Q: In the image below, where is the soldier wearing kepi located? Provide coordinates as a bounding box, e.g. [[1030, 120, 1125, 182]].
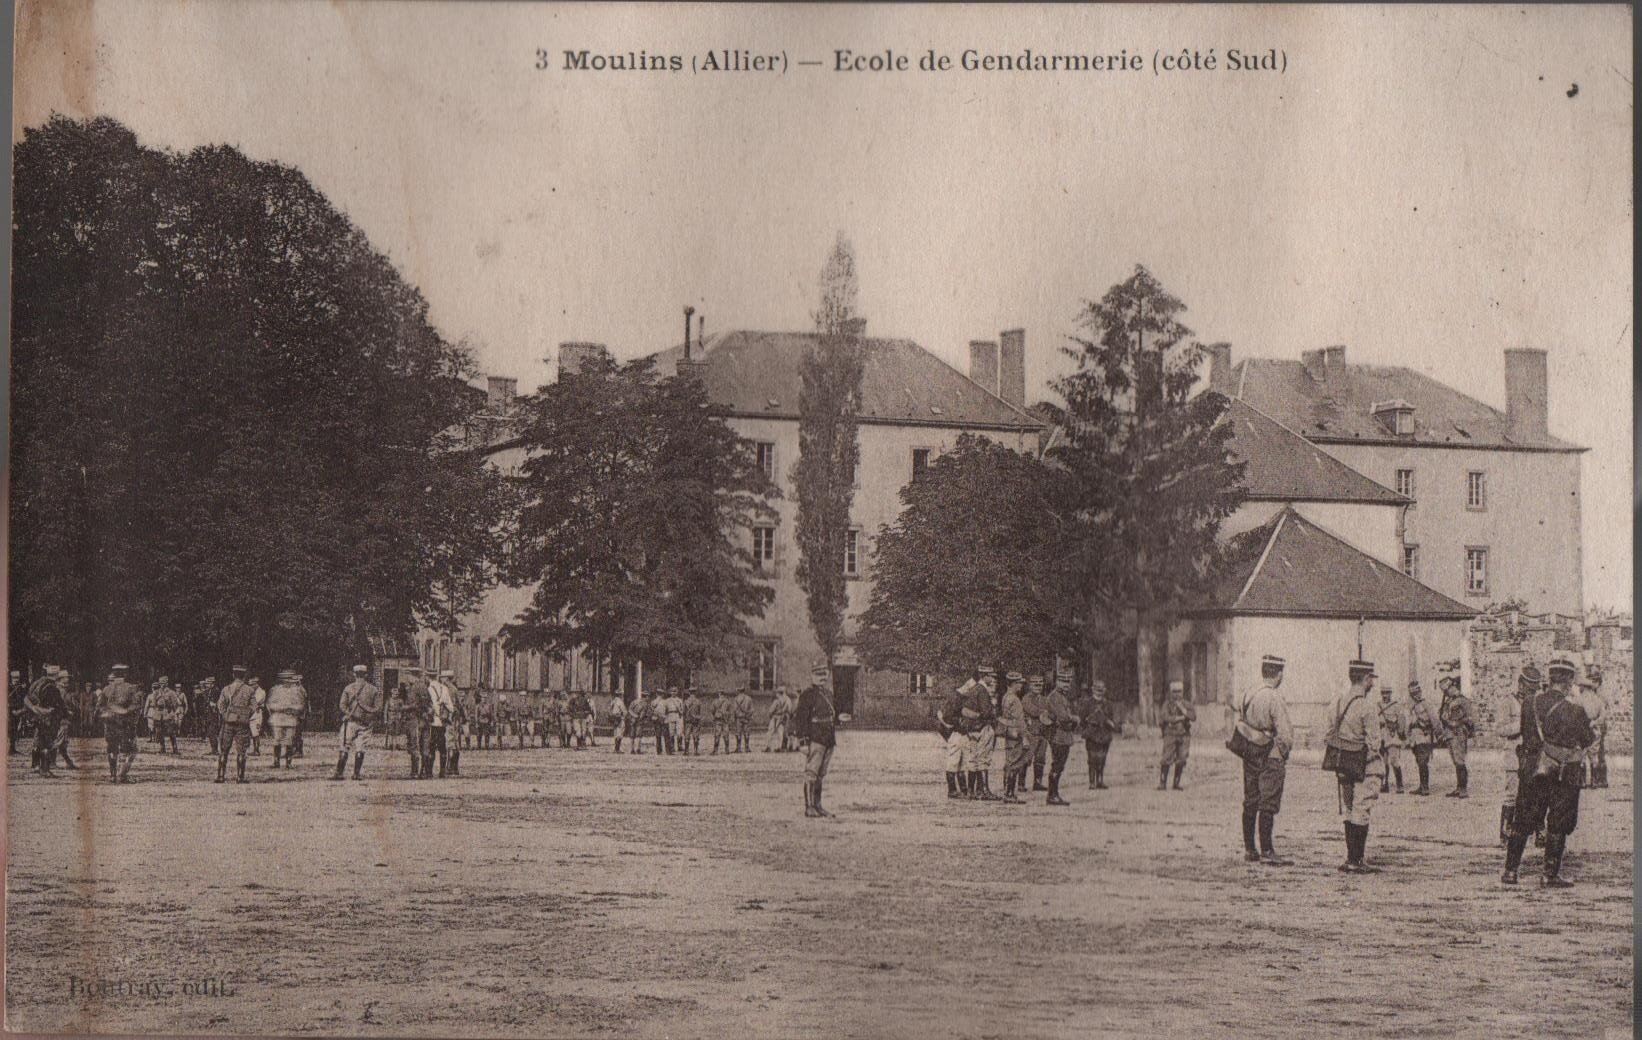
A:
[[734, 686, 755, 753], [1230, 654, 1295, 865], [265, 670, 308, 770], [93, 664, 143, 783], [793, 665, 839, 818], [936, 681, 969, 798], [1377, 683, 1409, 794], [24, 667, 69, 777], [1158, 680, 1196, 791], [1076, 680, 1120, 790], [1437, 674, 1474, 798], [997, 671, 1027, 804], [1326, 660, 1385, 874], [151, 678, 186, 755], [1501, 657, 1596, 887], [1021, 675, 1049, 792], [1041, 671, 1080, 806], [1496, 665, 1539, 845], [1405, 680, 1438, 795], [333, 665, 382, 781], [214, 666, 259, 783], [962, 666, 1000, 800]]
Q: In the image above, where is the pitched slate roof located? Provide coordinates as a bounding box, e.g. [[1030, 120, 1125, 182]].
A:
[[1196, 507, 1476, 619], [1222, 398, 1406, 504], [649, 331, 1041, 430], [1232, 358, 1583, 452]]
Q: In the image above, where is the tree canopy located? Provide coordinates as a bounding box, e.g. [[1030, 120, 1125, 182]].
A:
[[10, 115, 504, 682], [499, 353, 777, 680]]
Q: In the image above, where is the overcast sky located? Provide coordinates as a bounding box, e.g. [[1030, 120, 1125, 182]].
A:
[[15, 2, 1633, 608]]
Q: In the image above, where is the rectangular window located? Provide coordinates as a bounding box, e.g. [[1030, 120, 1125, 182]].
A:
[[1466, 471, 1487, 510], [1465, 547, 1489, 596], [752, 525, 776, 566], [844, 528, 860, 576], [909, 673, 932, 695], [1395, 468, 1415, 501], [755, 441, 776, 481], [911, 448, 931, 480], [748, 641, 777, 691], [1402, 544, 1419, 579]]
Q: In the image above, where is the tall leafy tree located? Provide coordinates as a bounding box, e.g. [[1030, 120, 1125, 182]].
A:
[[499, 353, 777, 681], [794, 233, 866, 663], [10, 115, 504, 686], [858, 434, 1071, 679], [1050, 265, 1243, 716]]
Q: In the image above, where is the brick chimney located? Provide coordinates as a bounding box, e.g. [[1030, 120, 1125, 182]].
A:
[[969, 340, 1000, 396], [1504, 348, 1548, 443], [678, 307, 709, 382], [486, 376, 517, 412], [558, 342, 609, 378], [1205, 342, 1233, 394], [1301, 345, 1347, 382], [999, 329, 1025, 408]]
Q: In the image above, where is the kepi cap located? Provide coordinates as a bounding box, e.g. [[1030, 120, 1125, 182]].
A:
[[1260, 654, 1286, 669], [1547, 657, 1577, 679], [1348, 659, 1376, 678]]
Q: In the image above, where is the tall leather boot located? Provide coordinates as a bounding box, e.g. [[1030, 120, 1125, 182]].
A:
[[409, 754, 420, 779], [980, 772, 1000, 801], [1456, 764, 1469, 797], [1032, 762, 1046, 792], [1172, 763, 1185, 790], [353, 752, 365, 780], [1158, 764, 1169, 791], [803, 781, 818, 818], [59, 744, 76, 769], [1001, 772, 1022, 804], [946, 772, 960, 798], [813, 778, 831, 817], [956, 771, 970, 796], [1541, 834, 1574, 888], [449, 748, 461, 776], [330, 752, 347, 780], [1241, 810, 1259, 861], [1046, 774, 1068, 806], [1094, 764, 1105, 789], [1414, 761, 1430, 794], [1393, 766, 1404, 793], [272, 746, 282, 769], [1501, 832, 1528, 884], [1258, 813, 1291, 866], [1499, 804, 1513, 846], [1338, 823, 1356, 872], [109, 753, 120, 782], [120, 753, 135, 782], [215, 756, 227, 783]]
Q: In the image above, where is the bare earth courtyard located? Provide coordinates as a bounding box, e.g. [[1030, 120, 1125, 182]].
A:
[[4, 730, 1631, 1039]]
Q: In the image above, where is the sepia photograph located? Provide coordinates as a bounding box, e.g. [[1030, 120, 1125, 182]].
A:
[[4, 2, 1634, 1037]]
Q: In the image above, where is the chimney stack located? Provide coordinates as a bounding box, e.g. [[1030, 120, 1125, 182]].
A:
[[558, 341, 609, 378], [1205, 343, 1233, 394], [684, 306, 695, 360], [1504, 348, 1548, 443], [1301, 345, 1347, 382], [998, 329, 1026, 408], [969, 340, 1000, 396], [486, 376, 518, 412]]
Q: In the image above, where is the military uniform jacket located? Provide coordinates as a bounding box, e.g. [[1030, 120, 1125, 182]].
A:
[[936, 690, 965, 735], [97, 678, 143, 720], [496, 696, 516, 720], [766, 692, 788, 722], [1076, 697, 1119, 742], [791, 685, 837, 748], [998, 691, 1026, 741], [340, 679, 384, 726], [151, 688, 187, 722], [1232, 684, 1293, 759], [216, 680, 258, 724], [606, 696, 626, 723], [960, 686, 997, 732], [1519, 690, 1595, 771], [25, 677, 66, 723], [570, 694, 593, 719], [734, 693, 754, 721], [712, 696, 733, 722], [1160, 698, 1197, 737], [683, 696, 704, 723], [662, 696, 683, 720], [1378, 701, 1410, 747], [1439, 693, 1474, 740], [1407, 700, 1439, 745], [265, 682, 307, 719], [1020, 691, 1047, 739], [1044, 689, 1080, 746], [1327, 688, 1383, 754]]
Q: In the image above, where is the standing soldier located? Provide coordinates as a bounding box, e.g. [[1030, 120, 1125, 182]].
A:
[[1437, 674, 1474, 798], [1230, 654, 1294, 865], [658, 687, 680, 754], [1497, 665, 1539, 845], [1326, 660, 1384, 874], [997, 671, 1027, 804], [1158, 680, 1197, 791], [333, 665, 382, 781], [429, 670, 458, 777], [9, 669, 27, 756], [961, 667, 1000, 800], [1377, 684, 1409, 794], [246, 673, 268, 757], [1405, 681, 1438, 795], [197, 677, 220, 757], [607, 690, 627, 753], [1041, 670, 1080, 807], [734, 687, 755, 753], [793, 665, 839, 818], [151, 679, 186, 755], [1574, 670, 1608, 789], [1076, 680, 1120, 790], [496, 691, 517, 749], [214, 666, 258, 784], [682, 686, 705, 755], [628, 689, 651, 755], [52, 669, 81, 770], [265, 670, 307, 770], [936, 680, 969, 798], [144, 678, 164, 749], [476, 688, 496, 750], [712, 689, 734, 754], [404, 671, 435, 778], [386, 679, 416, 773], [95, 664, 143, 784], [1021, 675, 1049, 792], [1501, 657, 1596, 887], [763, 686, 789, 753], [570, 689, 594, 749], [24, 667, 69, 777]]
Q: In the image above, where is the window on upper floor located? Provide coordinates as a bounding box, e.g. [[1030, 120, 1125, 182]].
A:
[[754, 441, 776, 482], [911, 448, 931, 481], [1465, 547, 1489, 596], [748, 641, 777, 692], [1402, 544, 1419, 579], [752, 525, 776, 567], [909, 673, 932, 696], [844, 528, 861, 577], [1395, 468, 1416, 501], [1466, 471, 1487, 511]]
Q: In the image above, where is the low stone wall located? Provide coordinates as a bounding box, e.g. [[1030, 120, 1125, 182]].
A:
[[1465, 629, 1632, 754]]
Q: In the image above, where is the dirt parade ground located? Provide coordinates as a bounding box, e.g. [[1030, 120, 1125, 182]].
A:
[[4, 730, 1632, 1039]]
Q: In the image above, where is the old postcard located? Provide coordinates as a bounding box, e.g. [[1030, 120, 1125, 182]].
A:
[[6, 2, 1633, 1037]]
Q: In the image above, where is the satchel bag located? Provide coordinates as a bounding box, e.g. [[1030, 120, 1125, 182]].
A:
[[1529, 695, 1585, 777], [1225, 697, 1271, 762], [1322, 693, 1368, 783]]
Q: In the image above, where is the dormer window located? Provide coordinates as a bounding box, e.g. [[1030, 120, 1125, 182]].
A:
[[1371, 399, 1415, 437]]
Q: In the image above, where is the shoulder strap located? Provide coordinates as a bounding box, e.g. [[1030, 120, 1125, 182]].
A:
[[1334, 693, 1366, 730]]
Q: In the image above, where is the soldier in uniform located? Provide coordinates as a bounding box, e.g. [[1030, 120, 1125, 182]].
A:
[[793, 665, 839, 818], [214, 666, 258, 784], [682, 686, 704, 755], [266, 670, 307, 770], [763, 686, 789, 753], [247, 673, 269, 756], [144, 678, 164, 748], [1158, 680, 1197, 791], [52, 669, 81, 769], [196, 677, 220, 756], [1230, 654, 1294, 865], [476, 688, 496, 749], [1574, 670, 1608, 789], [570, 689, 594, 749], [333, 665, 383, 781], [1496, 665, 1539, 845], [711, 689, 734, 754], [496, 691, 517, 748], [23, 667, 69, 776], [94, 664, 143, 783], [1328, 660, 1385, 874], [961, 668, 1000, 801], [1021, 675, 1048, 792], [1377, 683, 1409, 794], [9, 669, 28, 755], [1405, 680, 1438, 795], [936, 680, 969, 798], [997, 671, 1028, 804], [151, 679, 186, 755], [1501, 657, 1596, 887], [1041, 671, 1080, 806], [1076, 680, 1120, 789], [1437, 674, 1474, 798], [734, 687, 755, 753], [627, 690, 651, 755], [406, 670, 436, 778], [430, 670, 460, 777], [607, 691, 627, 753]]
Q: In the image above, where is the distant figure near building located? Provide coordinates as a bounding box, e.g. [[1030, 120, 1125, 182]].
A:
[[334, 665, 382, 781], [1158, 680, 1196, 791], [734, 688, 754, 753], [1377, 684, 1408, 794], [1496, 665, 1539, 845], [997, 671, 1027, 804], [1076, 680, 1119, 790], [1041, 671, 1079, 807], [793, 665, 838, 819], [1406, 681, 1438, 795], [1437, 675, 1474, 798]]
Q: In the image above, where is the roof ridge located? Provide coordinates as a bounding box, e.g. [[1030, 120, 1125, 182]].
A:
[[1279, 509, 1474, 615], [1234, 509, 1289, 610]]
